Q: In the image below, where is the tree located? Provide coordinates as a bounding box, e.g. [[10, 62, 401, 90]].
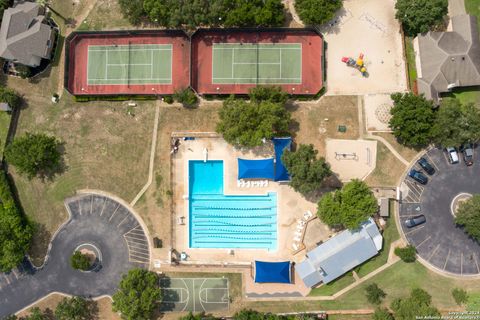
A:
[[372, 308, 394, 320], [21, 307, 47, 320], [249, 86, 288, 105], [5, 132, 62, 179], [70, 251, 91, 271], [173, 88, 198, 108], [55, 296, 96, 320], [112, 269, 161, 320], [0, 86, 21, 110], [294, 0, 343, 25], [281, 144, 331, 195], [365, 283, 386, 305], [224, 0, 285, 27], [394, 245, 416, 262], [455, 195, 480, 241], [118, 0, 145, 25], [432, 99, 480, 147], [452, 288, 468, 306], [389, 92, 435, 147], [317, 179, 377, 230], [0, 169, 33, 272], [217, 98, 291, 147], [391, 288, 440, 319], [395, 0, 448, 36]]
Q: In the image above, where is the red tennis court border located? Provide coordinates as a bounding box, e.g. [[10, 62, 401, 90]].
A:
[[65, 30, 190, 96], [191, 28, 324, 95]]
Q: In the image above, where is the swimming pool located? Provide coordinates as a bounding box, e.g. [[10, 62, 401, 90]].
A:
[[189, 160, 277, 250]]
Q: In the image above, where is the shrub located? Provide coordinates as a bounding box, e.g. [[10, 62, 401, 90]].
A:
[[294, 0, 343, 25], [15, 64, 31, 79], [452, 288, 468, 305], [163, 95, 174, 104], [173, 88, 198, 107], [372, 308, 394, 320], [365, 283, 386, 304], [394, 245, 417, 262], [248, 86, 288, 104], [455, 194, 480, 241], [70, 251, 91, 271], [55, 296, 96, 320]]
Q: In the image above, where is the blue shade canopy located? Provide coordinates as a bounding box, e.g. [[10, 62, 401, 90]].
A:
[[254, 261, 292, 283], [238, 158, 275, 180], [273, 137, 292, 181]]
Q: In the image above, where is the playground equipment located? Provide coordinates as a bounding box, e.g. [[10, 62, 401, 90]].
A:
[[341, 53, 368, 77], [335, 152, 358, 160]]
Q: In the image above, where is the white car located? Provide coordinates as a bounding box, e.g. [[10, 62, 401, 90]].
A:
[[446, 147, 459, 164]]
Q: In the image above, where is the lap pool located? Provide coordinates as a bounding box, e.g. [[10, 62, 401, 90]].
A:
[[189, 160, 277, 250]]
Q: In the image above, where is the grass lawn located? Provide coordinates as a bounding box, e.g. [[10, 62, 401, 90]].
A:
[[465, 0, 480, 33], [442, 87, 480, 107], [0, 111, 11, 155], [309, 272, 356, 296], [468, 292, 480, 311], [404, 37, 417, 91], [364, 142, 406, 187], [374, 132, 419, 162], [354, 214, 400, 277]]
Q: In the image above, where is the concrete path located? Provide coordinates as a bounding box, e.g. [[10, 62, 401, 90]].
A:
[[131, 103, 160, 207], [448, 0, 466, 17]]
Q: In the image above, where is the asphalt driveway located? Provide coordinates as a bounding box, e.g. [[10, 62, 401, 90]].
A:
[[400, 147, 480, 275], [0, 193, 150, 317]]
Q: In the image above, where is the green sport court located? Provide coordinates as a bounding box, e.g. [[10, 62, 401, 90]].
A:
[[86, 44, 172, 85], [159, 278, 229, 312], [212, 43, 302, 84]]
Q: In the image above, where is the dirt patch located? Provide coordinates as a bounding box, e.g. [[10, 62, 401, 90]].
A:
[[77, 0, 136, 31], [364, 141, 406, 186], [374, 132, 420, 162], [289, 95, 359, 157]]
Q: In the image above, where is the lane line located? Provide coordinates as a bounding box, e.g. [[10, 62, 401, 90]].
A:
[[428, 244, 440, 261], [443, 249, 450, 270]]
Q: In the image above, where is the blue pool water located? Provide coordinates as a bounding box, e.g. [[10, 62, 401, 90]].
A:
[[189, 160, 277, 250]]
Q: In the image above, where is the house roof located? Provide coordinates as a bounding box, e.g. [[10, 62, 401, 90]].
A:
[[296, 218, 382, 287], [416, 15, 480, 103], [0, 1, 53, 66]]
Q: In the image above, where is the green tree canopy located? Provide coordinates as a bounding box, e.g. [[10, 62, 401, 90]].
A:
[[142, 0, 284, 28], [365, 283, 386, 305], [0, 169, 33, 272], [455, 194, 480, 241], [452, 288, 469, 306], [317, 179, 377, 230], [118, 0, 145, 25], [5, 132, 62, 179], [281, 144, 331, 195], [20, 308, 46, 320], [389, 92, 435, 147], [0, 86, 21, 110], [294, 0, 342, 25], [372, 308, 394, 320], [249, 86, 289, 105], [55, 296, 96, 320], [395, 0, 448, 36], [394, 245, 417, 263], [391, 288, 440, 319], [432, 98, 480, 147], [217, 97, 291, 148], [70, 251, 91, 271], [112, 269, 161, 320], [173, 88, 198, 108]]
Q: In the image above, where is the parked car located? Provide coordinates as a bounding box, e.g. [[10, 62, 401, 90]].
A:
[[405, 215, 426, 228], [460, 144, 474, 166], [417, 157, 435, 175], [446, 147, 459, 164], [408, 169, 428, 185]]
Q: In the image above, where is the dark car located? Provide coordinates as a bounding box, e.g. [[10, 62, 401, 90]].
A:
[[408, 169, 428, 185], [417, 157, 435, 175], [460, 144, 474, 166], [405, 215, 426, 228]]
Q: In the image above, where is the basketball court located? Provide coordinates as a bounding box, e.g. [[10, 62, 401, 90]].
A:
[[159, 278, 229, 313], [212, 43, 302, 84], [87, 44, 172, 85]]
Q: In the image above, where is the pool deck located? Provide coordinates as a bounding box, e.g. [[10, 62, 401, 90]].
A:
[[171, 136, 331, 265]]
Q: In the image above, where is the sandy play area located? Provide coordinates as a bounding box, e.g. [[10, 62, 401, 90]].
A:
[[364, 94, 394, 132], [326, 139, 377, 181], [320, 0, 408, 95]]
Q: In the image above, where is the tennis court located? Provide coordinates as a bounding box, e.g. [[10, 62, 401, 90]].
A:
[[159, 278, 229, 312], [212, 43, 302, 84], [87, 44, 172, 85]]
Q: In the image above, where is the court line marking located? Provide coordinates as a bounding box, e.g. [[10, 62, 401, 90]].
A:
[[199, 288, 229, 303], [212, 77, 301, 80], [197, 279, 207, 312]]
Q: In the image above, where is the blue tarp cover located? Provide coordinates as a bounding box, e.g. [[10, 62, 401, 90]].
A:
[[238, 158, 275, 180], [273, 137, 292, 181], [254, 261, 292, 283]]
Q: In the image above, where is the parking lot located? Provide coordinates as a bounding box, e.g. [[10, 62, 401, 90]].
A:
[[400, 147, 480, 275]]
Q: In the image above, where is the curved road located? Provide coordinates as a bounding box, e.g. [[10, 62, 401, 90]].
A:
[[0, 193, 150, 317]]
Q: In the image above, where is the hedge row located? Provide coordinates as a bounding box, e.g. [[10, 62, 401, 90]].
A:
[[74, 95, 159, 102]]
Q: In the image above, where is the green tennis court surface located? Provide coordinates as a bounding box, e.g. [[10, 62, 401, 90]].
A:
[[212, 43, 302, 84], [87, 44, 172, 85], [159, 278, 229, 312]]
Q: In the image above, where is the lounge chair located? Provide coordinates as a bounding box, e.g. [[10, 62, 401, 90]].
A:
[[293, 235, 302, 242], [304, 210, 313, 220], [292, 243, 299, 251]]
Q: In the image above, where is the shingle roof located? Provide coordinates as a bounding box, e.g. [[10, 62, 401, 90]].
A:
[[416, 15, 480, 103], [296, 218, 382, 287], [0, 1, 54, 66]]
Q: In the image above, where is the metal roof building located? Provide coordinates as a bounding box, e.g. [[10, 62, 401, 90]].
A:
[[296, 218, 383, 287]]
